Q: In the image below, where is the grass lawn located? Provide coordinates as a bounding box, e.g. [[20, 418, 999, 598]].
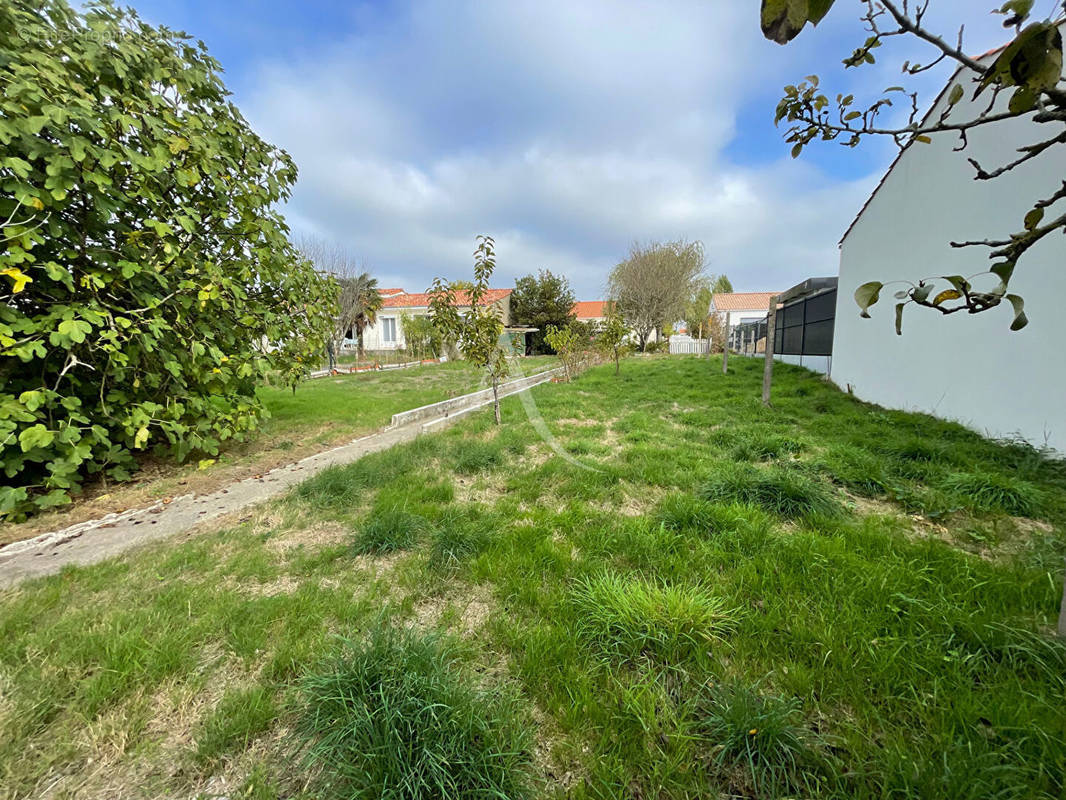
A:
[[0, 357, 556, 545], [1, 356, 1064, 799]]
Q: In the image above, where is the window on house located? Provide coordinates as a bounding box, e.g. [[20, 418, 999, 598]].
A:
[[382, 318, 397, 343]]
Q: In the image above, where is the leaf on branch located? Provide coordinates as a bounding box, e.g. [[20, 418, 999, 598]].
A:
[[947, 84, 965, 107], [807, 0, 835, 25], [894, 303, 905, 336], [1024, 207, 1045, 230], [1009, 86, 1039, 113], [990, 262, 1016, 285], [761, 0, 810, 45], [1, 267, 33, 294], [942, 275, 971, 295], [993, 0, 1036, 27], [854, 281, 883, 318], [1005, 293, 1028, 331], [912, 284, 933, 303], [980, 23, 1064, 96], [933, 289, 962, 306]]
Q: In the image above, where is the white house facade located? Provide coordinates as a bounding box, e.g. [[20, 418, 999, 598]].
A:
[[830, 43, 1066, 452], [355, 288, 514, 352]]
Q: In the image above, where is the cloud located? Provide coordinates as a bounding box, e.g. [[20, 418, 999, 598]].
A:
[[240, 0, 1000, 298]]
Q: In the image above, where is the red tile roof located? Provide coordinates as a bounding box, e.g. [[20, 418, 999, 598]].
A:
[[379, 288, 406, 297], [572, 301, 609, 319], [381, 288, 512, 309], [711, 292, 779, 312]]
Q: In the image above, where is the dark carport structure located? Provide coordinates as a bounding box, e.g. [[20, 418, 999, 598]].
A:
[[771, 277, 838, 375]]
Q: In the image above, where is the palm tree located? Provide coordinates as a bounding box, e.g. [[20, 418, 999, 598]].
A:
[[294, 236, 381, 364], [346, 272, 383, 357]]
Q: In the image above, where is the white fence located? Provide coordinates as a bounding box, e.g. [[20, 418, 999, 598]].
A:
[[668, 338, 711, 355]]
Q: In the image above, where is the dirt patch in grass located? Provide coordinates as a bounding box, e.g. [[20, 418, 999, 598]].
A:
[[264, 520, 351, 556], [407, 583, 496, 637], [617, 482, 667, 517], [454, 474, 512, 506]]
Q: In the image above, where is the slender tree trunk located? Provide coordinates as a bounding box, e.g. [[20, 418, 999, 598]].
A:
[[614, 351, 619, 375], [722, 336, 729, 374], [762, 295, 780, 408], [492, 377, 501, 425]]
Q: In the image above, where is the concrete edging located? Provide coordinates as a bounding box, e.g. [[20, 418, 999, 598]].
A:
[[387, 367, 563, 430]]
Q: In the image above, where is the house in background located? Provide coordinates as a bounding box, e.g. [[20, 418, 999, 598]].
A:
[[830, 37, 1066, 452], [710, 292, 779, 330], [572, 300, 668, 346], [572, 301, 609, 327], [357, 287, 535, 354]]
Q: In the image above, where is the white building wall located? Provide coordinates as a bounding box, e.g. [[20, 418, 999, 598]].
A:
[[350, 312, 411, 351], [831, 57, 1066, 453]]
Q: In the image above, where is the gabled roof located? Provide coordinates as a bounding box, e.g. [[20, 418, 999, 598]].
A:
[[837, 26, 1063, 245], [711, 292, 779, 312], [381, 288, 512, 309], [379, 288, 406, 297], [572, 301, 609, 319]]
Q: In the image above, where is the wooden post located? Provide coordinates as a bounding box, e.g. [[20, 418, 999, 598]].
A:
[[722, 327, 729, 374], [762, 296, 779, 407]]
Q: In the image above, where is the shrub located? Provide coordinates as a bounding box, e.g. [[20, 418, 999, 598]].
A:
[[0, 1, 335, 519], [570, 572, 736, 664], [699, 465, 841, 518], [295, 626, 534, 800], [698, 682, 821, 796], [354, 509, 432, 555], [939, 471, 1042, 517]]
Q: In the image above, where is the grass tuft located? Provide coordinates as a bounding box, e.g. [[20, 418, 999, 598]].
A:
[[571, 572, 736, 664], [816, 444, 889, 497], [939, 471, 1042, 517], [699, 682, 822, 796], [454, 440, 505, 474], [430, 512, 492, 570], [731, 432, 805, 462], [353, 509, 432, 555], [700, 464, 841, 518], [295, 625, 534, 800]]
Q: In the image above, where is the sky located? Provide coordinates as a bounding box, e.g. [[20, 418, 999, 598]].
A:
[[129, 0, 1028, 299]]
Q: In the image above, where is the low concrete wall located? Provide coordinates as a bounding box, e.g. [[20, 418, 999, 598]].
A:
[[387, 367, 563, 430]]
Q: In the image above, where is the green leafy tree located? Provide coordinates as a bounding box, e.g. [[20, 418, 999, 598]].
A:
[[429, 236, 513, 424], [597, 311, 629, 375], [711, 274, 734, 294], [761, 0, 1065, 332], [510, 269, 576, 354], [685, 285, 714, 344], [544, 323, 581, 382], [0, 1, 336, 519], [400, 313, 441, 360]]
